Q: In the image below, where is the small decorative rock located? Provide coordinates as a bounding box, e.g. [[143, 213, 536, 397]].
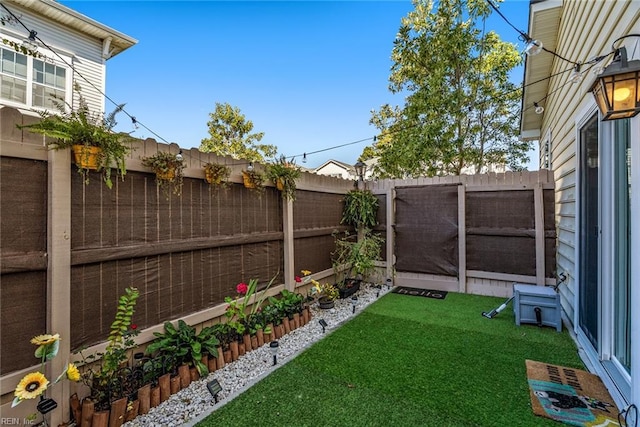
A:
[[123, 283, 391, 427]]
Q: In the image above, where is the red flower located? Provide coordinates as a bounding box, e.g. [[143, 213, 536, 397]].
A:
[[295, 276, 302, 283], [236, 283, 248, 295], [131, 324, 137, 330]]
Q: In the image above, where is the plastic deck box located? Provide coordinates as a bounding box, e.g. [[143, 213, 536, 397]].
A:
[[513, 283, 562, 332]]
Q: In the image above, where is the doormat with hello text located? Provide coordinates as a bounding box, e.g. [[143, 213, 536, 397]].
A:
[[526, 360, 619, 426], [391, 286, 447, 300]]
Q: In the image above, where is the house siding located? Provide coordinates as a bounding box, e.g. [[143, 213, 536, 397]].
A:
[[537, 0, 638, 330], [1, 3, 107, 113]]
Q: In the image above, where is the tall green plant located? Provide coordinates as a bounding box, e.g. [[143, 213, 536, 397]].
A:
[[341, 189, 379, 229]]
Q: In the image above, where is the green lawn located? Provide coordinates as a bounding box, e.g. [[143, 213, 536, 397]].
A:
[[196, 291, 583, 427]]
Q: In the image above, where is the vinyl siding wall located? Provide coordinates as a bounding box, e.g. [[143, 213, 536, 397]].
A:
[[538, 0, 640, 325], [0, 3, 106, 113]]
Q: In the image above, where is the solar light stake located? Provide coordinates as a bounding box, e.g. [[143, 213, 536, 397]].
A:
[[351, 295, 358, 313], [207, 379, 222, 403], [270, 340, 279, 365], [319, 318, 328, 333]]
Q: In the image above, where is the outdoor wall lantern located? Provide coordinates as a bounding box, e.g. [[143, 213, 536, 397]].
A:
[[318, 318, 328, 333], [351, 295, 358, 314], [591, 46, 640, 121], [354, 161, 365, 184], [269, 340, 280, 366], [207, 379, 222, 403]]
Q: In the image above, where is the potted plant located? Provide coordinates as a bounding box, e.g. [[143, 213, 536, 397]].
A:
[[141, 151, 185, 196], [332, 230, 384, 297], [17, 85, 135, 189], [310, 281, 339, 309], [203, 162, 231, 187], [241, 168, 265, 193], [73, 287, 140, 422], [265, 155, 302, 201], [144, 320, 219, 378]]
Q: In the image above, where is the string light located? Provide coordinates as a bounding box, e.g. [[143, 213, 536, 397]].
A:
[[534, 102, 544, 115], [524, 39, 543, 56], [569, 64, 583, 84]]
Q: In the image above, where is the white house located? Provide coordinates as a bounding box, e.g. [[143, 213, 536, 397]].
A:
[[0, 1, 135, 424], [0, 0, 136, 114], [314, 158, 376, 180], [521, 0, 639, 414]]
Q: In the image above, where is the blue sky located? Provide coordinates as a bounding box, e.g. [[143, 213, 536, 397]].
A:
[[60, 0, 533, 169]]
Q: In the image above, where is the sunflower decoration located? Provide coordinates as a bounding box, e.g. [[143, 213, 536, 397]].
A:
[[12, 332, 80, 408]]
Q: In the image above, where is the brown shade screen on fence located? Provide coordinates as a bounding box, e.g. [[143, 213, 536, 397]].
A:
[[293, 190, 345, 274], [1, 157, 48, 374], [466, 190, 555, 277], [395, 185, 459, 276], [374, 194, 387, 262], [69, 172, 284, 349], [293, 191, 344, 229]]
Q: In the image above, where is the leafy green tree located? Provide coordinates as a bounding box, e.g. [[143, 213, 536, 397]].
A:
[[200, 102, 277, 163], [367, 0, 530, 178]]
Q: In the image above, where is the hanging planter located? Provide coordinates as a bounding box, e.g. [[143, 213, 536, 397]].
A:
[[142, 152, 185, 197], [265, 155, 301, 201], [241, 169, 265, 194], [17, 86, 135, 189], [72, 144, 102, 170], [203, 162, 231, 187]]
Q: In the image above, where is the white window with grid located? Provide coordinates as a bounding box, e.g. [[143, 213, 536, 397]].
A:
[[0, 37, 71, 110]]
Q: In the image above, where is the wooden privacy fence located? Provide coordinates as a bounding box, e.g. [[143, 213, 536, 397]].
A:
[[0, 106, 554, 423], [367, 170, 556, 297]]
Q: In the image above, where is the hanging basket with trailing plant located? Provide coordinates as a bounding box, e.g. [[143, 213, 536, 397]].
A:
[[341, 189, 380, 229], [241, 169, 265, 194], [17, 84, 134, 189], [203, 162, 231, 187], [142, 152, 185, 196], [265, 155, 301, 201]]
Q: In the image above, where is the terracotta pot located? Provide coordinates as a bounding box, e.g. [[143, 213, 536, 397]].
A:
[[72, 145, 101, 170]]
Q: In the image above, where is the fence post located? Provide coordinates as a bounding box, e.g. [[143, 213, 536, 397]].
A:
[[283, 197, 295, 291], [458, 184, 467, 293], [534, 182, 546, 286], [386, 187, 395, 282], [47, 148, 72, 427]]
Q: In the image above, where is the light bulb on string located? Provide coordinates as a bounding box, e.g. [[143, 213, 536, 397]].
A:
[[534, 102, 544, 115], [524, 38, 543, 56], [569, 64, 582, 84], [302, 153, 307, 164]]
